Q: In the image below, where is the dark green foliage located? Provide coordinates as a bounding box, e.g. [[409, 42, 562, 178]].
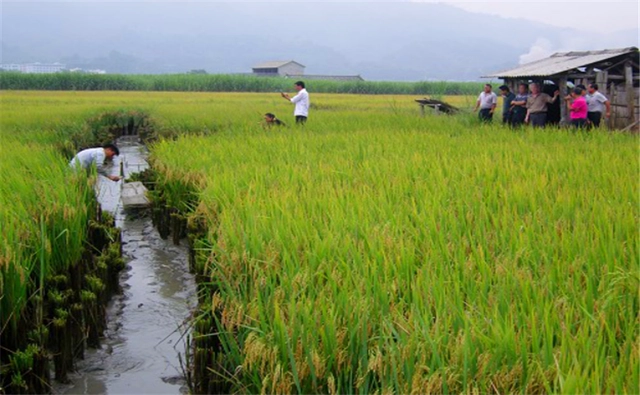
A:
[[54, 109, 158, 159], [85, 109, 157, 145], [0, 72, 483, 95]]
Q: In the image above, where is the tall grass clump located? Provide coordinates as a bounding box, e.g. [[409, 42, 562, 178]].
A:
[[151, 117, 638, 394]]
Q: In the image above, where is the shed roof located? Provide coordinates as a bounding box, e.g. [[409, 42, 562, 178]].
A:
[[285, 74, 364, 81], [483, 47, 638, 78], [252, 60, 305, 69]]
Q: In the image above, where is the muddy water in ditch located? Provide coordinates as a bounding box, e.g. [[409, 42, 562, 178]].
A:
[[57, 137, 196, 394]]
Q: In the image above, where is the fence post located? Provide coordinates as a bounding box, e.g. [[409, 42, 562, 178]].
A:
[[608, 82, 616, 129], [625, 62, 636, 129], [596, 71, 608, 129], [558, 77, 568, 126]]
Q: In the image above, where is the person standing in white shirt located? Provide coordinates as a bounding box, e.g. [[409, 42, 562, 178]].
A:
[[69, 144, 121, 182], [473, 84, 498, 123], [586, 83, 611, 128], [281, 81, 310, 124]]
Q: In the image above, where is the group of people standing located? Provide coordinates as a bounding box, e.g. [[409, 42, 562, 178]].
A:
[[475, 82, 610, 129]]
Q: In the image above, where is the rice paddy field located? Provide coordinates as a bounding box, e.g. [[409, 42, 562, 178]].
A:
[[1, 90, 638, 394]]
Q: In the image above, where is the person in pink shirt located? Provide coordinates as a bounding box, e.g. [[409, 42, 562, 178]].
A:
[[565, 87, 588, 128]]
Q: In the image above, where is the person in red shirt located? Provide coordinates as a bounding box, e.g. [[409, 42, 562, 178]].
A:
[[565, 87, 588, 129]]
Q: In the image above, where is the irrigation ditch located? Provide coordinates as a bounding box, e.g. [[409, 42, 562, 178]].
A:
[[89, 114, 235, 393], [142, 169, 232, 394], [73, 112, 234, 393], [1, 110, 208, 394], [55, 137, 197, 394]]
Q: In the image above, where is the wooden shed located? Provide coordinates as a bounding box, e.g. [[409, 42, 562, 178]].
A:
[[483, 47, 639, 131]]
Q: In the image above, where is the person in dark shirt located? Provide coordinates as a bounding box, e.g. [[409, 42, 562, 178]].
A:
[[510, 83, 529, 128], [499, 85, 516, 125], [263, 113, 285, 128]]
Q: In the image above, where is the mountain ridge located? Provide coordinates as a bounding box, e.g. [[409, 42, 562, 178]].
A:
[[1, 2, 637, 80]]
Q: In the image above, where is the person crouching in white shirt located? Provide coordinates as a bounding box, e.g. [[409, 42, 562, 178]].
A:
[[281, 81, 310, 124], [69, 143, 121, 182]]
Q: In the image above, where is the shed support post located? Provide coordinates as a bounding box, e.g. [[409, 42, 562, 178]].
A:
[[609, 82, 617, 129], [595, 71, 606, 89], [596, 71, 608, 129], [558, 77, 568, 126], [420, 104, 425, 117], [625, 61, 636, 129]]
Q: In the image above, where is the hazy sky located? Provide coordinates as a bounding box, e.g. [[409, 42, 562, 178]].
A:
[[4, 0, 639, 35], [445, 1, 639, 34], [2, 0, 637, 78]]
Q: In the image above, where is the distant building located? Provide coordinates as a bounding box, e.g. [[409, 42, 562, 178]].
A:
[[0, 62, 66, 73], [0, 64, 22, 72], [251, 60, 365, 81], [23, 63, 66, 73], [252, 60, 305, 77]]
